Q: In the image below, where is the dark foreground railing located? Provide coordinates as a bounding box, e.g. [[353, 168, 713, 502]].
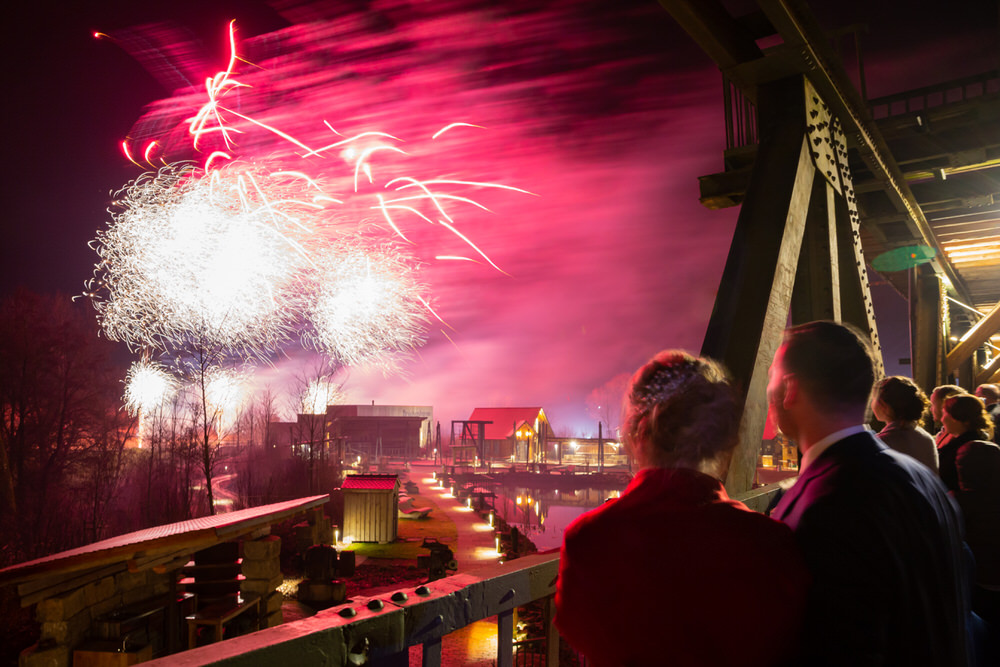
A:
[[146, 481, 790, 667], [147, 552, 560, 667]]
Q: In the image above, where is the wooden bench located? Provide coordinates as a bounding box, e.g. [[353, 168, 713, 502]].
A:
[[186, 593, 261, 649]]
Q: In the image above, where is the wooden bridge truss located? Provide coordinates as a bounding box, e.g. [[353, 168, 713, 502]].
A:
[[660, 0, 1000, 494]]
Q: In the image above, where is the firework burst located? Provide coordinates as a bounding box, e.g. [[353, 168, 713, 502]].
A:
[[90, 20, 531, 383], [89, 162, 331, 358], [203, 366, 250, 434], [300, 376, 346, 415], [303, 244, 429, 368], [124, 359, 179, 416]]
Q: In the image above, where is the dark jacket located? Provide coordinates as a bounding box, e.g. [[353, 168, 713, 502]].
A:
[[954, 439, 1000, 586], [557, 467, 810, 667], [939, 429, 989, 493], [772, 431, 970, 666]]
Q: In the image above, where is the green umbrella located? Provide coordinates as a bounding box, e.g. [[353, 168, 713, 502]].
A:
[[871, 245, 936, 272]]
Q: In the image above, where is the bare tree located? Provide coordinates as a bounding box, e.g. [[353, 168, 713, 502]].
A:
[[289, 357, 345, 494], [586, 372, 630, 438], [0, 290, 127, 561], [78, 407, 137, 542]]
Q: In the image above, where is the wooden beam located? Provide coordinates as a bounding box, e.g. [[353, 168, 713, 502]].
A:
[[912, 267, 945, 391], [945, 300, 1000, 374], [792, 179, 841, 323], [18, 563, 128, 608], [657, 0, 764, 71], [702, 76, 816, 496]]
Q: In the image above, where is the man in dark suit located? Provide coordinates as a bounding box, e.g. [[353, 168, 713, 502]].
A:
[[769, 321, 970, 666]]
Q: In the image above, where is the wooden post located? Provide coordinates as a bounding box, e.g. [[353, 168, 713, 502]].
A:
[[791, 178, 840, 323], [545, 595, 560, 667], [598, 421, 603, 472], [422, 637, 442, 667], [497, 607, 514, 667], [912, 267, 944, 392], [701, 76, 817, 496]]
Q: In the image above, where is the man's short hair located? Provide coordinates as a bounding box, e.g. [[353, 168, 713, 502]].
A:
[[975, 383, 1000, 403], [782, 320, 877, 410]]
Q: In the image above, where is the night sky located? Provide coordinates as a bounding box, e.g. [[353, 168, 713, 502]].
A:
[[3, 1, 997, 433]]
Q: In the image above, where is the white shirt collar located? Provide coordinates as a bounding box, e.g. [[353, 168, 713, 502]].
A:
[[798, 424, 870, 473]]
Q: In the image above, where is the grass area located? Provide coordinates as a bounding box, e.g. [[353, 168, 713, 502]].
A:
[[347, 488, 458, 561]]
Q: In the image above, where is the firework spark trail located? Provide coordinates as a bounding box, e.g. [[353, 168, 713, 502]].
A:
[[165, 24, 529, 278], [93, 20, 531, 381]]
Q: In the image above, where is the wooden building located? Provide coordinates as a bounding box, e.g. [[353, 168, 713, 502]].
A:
[[341, 474, 400, 544], [326, 405, 432, 460], [462, 408, 550, 463]]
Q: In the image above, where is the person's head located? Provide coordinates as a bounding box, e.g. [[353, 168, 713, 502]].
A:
[[930, 384, 965, 423], [942, 394, 993, 439], [767, 321, 877, 440], [974, 383, 1000, 407], [622, 350, 739, 476], [872, 376, 929, 425]]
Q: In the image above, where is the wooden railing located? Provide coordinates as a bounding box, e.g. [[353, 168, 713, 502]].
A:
[[146, 552, 561, 667], [144, 481, 790, 667]]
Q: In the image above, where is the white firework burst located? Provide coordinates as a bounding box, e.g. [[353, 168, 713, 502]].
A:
[[303, 245, 429, 368], [124, 359, 179, 416], [300, 376, 346, 415], [90, 162, 326, 359]]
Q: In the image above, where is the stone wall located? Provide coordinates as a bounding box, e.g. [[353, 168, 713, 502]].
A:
[[20, 569, 172, 667], [241, 536, 283, 629]]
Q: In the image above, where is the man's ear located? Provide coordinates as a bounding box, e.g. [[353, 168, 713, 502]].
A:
[[782, 375, 798, 409]]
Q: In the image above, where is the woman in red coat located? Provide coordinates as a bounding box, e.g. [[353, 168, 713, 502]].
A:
[[555, 351, 810, 667]]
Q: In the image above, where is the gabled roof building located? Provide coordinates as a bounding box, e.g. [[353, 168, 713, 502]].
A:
[[460, 407, 551, 463]]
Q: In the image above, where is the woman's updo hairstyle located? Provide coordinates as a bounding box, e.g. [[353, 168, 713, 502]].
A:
[[622, 350, 740, 468], [944, 394, 994, 439], [875, 376, 929, 423]]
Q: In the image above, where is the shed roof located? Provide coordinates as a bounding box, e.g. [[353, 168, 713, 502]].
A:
[[342, 474, 399, 490], [0, 495, 328, 588], [467, 408, 545, 441]]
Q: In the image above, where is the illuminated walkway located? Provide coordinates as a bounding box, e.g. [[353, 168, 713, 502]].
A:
[[403, 461, 504, 666]]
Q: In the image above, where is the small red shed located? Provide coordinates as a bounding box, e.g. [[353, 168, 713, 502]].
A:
[[341, 474, 400, 544]]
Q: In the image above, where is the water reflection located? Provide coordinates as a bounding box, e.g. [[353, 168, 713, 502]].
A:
[[482, 483, 627, 551]]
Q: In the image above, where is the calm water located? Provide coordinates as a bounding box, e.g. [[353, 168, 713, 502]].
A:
[[488, 484, 628, 551]]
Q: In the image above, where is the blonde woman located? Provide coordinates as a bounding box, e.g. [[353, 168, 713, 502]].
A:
[[556, 351, 809, 667]]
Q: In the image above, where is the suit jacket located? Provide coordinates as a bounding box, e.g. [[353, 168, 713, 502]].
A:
[[556, 467, 810, 667], [773, 431, 970, 667]]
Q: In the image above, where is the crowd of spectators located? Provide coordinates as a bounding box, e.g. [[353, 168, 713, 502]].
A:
[[556, 320, 1000, 666]]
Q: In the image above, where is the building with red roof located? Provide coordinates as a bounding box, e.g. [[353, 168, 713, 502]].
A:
[[461, 407, 551, 463], [341, 474, 400, 543]]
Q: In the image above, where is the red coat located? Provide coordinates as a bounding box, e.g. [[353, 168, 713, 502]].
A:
[[556, 467, 809, 667]]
